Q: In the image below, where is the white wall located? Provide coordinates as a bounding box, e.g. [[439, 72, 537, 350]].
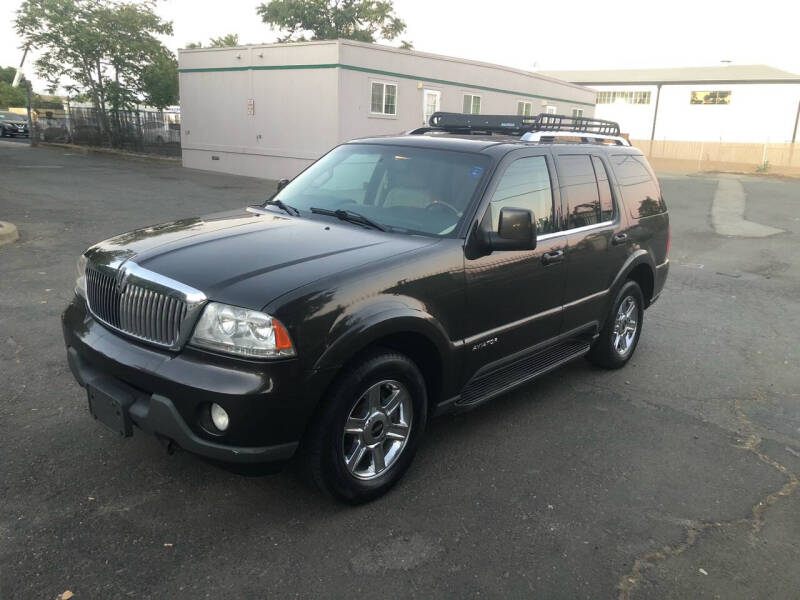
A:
[[591, 83, 800, 143], [337, 41, 594, 142], [179, 42, 340, 180], [179, 40, 595, 179]]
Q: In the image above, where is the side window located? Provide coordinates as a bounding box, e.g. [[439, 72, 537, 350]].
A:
[[592, 156, 614, 222], [610, 154, 665, 219], [487, 156, 554, 235], [557, 154, 600, 229]]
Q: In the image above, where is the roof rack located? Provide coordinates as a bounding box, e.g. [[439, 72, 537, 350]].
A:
[[419, 111, 622, 138]]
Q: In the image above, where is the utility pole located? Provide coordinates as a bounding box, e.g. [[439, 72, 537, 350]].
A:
[[12, 44, 29, 88], [649, 84, 662, 157], [25, 84, 37, 147]]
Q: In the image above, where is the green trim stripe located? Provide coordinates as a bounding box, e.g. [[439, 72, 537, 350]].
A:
[[179, 62, 596, 107]]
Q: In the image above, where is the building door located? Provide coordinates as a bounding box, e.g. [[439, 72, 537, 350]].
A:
[[423, 89, 441, 125]]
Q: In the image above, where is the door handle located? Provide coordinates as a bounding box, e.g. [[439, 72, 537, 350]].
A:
[[541, 249, 564, 265], [611, 233, 629, 246]]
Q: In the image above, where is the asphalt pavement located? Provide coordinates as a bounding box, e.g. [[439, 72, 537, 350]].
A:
[[1, 142, 799, 599]]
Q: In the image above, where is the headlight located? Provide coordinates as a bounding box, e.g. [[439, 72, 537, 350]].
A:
[[75, 254, 88, 298], [190, 302, 295, 358]]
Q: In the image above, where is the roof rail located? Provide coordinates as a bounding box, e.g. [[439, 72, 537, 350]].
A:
[[421, 111, 622, 137]]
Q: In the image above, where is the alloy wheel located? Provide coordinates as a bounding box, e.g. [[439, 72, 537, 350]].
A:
[[341, 379, 413, 480], [612, 295, 638, 356]]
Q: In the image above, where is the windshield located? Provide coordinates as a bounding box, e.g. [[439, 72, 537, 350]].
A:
[[273, 144, 490, 236], [0, 112, 24, 120]]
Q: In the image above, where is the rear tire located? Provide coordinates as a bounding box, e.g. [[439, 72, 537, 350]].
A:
[[306, 349, 428, 504], [587, 280, 644, 369]]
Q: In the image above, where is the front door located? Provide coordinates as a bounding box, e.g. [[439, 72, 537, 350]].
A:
[[463, 151, 567, 379], [423, 89, 441, 125]]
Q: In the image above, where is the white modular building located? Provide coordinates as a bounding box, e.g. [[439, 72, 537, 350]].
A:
[[542, 65, 800, 143], [178, 39, 595, 179]]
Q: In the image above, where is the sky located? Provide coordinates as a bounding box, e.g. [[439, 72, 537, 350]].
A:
[[2, 0, 800, 93]]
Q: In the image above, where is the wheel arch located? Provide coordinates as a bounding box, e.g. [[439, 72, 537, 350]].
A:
[[313, 308, 455, 408], [610, 250, 656, 308]]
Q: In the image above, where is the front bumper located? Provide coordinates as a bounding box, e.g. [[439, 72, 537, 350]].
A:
[[62, 298, 326, 464]]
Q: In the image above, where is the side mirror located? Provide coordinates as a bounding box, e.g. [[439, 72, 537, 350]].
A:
[[482, 207, 537, 252], [276, 178, 290, 192]]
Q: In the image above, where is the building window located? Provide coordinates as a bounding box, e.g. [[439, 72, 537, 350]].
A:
[[371, 81, 397, 115], [517, 100, 533, 116], [690, 90, 731, 105], [596, 91, 651, 105], [545, 105, 557, 115], [463, 94, 481, 114], [572, 108, 584, 118]]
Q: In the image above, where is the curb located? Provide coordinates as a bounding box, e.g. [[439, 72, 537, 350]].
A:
[[40, 142, 181, 163], [0, 221, 19, 247]]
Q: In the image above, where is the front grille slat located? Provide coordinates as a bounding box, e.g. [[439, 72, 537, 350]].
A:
[[166, 297, 175, 341], [85, 266, 189, 348], [146, 290, 155, 340]]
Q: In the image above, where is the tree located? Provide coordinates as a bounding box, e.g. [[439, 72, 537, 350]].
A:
[[0, 66, 30, 109], [209, 33, 240, 47], [257, 0, 406, 43], [0, 66, 20, 85], [184, 33, 240, 49], [0, 82, 27, 109], [140, 52, 178, 109], [15, 0, 174, 142]]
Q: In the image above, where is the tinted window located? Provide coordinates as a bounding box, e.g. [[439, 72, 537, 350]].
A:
[[487, 156, 554, 235], [592, 156, 614, 222], [610, 154, 665, 219], [557, 155, 600, 229], [275, 144, 490, 237]]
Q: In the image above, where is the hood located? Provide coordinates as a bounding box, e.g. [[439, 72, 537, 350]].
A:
[[86, 208, 438, 309]]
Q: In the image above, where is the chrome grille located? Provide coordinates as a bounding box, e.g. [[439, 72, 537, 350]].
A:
[[86, 266, 189, 348]]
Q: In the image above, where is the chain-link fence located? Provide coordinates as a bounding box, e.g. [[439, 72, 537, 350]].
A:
[[34, 106, 181, 157]]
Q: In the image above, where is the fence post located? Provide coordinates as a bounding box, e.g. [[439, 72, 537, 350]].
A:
[[25, 85, 38, 147], [761, 140, 768, 171], [135, 109, 143, 153], [697, 141, 704, 171]]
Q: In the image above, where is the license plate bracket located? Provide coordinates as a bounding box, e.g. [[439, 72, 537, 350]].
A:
[[87, 384, 134, 437]]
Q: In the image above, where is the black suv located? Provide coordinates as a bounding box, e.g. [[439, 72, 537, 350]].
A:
[[0, 111, 29, 138], [62, 113, 669, 502]]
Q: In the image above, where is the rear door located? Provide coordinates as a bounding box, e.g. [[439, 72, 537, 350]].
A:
[[462, 149, 567, 377], [553, 151, 629, 333]]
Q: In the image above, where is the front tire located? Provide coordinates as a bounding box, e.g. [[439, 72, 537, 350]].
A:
[[587, 280, 644, 369], [306, 350, 428, 503]]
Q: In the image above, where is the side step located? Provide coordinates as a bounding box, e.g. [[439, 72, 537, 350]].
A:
[[457, 339, 591, 407]]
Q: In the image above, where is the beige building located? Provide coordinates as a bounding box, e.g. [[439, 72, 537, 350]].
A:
[[178, 39, 595, 179]]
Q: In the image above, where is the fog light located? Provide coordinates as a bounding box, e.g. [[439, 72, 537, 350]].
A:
[[210, 403, 229, 431]]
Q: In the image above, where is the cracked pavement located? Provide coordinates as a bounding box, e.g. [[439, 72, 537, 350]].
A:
[[1, 146, 799, 599]]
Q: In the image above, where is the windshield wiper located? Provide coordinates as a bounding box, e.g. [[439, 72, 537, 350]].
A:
[[309, 207, 386, 232], [264, 199, 299, 216]]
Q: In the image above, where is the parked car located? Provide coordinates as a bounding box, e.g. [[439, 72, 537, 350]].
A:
[[0, 110, 29, 137], [62, 112, 669, 503], [142, 120, 180, 145]]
